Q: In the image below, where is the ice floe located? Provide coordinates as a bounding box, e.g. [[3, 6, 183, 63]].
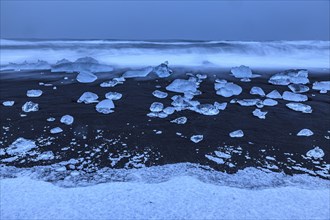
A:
[[96, 100, 115, 114], [60, 115, 74, 125], [297, 129, 314, 136], [152, 90, 168, 99], [250, 86, 265, 97], [286, 103, 312, 113], [312, 81, 330, 93], [150, 102, 164, 112], [268, 70, 309, 85], [266, 90, 282, 99], [190, 135, 203, 143], [76, 71, 98, 83], [229, 130, 244, 138], [50, 127, 63, 134], [105, 92, 122, 100], [22, 101, 39, 112], [214, 80, 242, 97], [166, 79, 198, 93], [5, 138, 37, 156], [262, 99, 278, 106], [171, 116, 187, 124], [122, 67, 153, 78], [153, 61, 173, 78], [26, 89, 43, 97], [77, 92, 99, 104], [2, 101, 15, 106], [282, 91, 308, 102], [288, 84, 310, 93], [253, 109, 268, 119], [306, 147, 324, 159]]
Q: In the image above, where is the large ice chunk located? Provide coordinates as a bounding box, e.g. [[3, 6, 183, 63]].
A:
[[6, 138, 37, 156], [166, 79, 197, 93], [288, 84, 309, 93], [150, 102, 164, 112], [171, 116, 187, 124], [268, 70, 309, 85], [22, 101, 39, 112], [282, 91, 308, 102], [152, 90, 168, 99], [297, 129, 313, 136], [105, 92, 122, 100], [122, 67, 153, 78], [215, 80, 242, 97], [190, 135, 203, 143], [229, 130, 244, 138], [76, 71, 98, 83], [77, 92, 99, 104], [286, 103, 312, 113], [96, 100, 115, 114], [250, 87, 265, 97], [153, 61, 172, 78], [306, 147, 324, 159], [266, 90, 282, 99], [60, 115, 74, 125], [312, 81, 330, 93], [27, 89, 43, 97], [253, 109, 267, 119], [2, 101, 15, 106]]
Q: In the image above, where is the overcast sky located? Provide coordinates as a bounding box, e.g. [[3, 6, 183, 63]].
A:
[[1, 1, 329, 40]]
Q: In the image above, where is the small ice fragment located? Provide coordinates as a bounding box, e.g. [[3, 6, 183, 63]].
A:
[[77, 92, 99, 104], [262, 99, 278, 106], [47, 117, 55, 122], [96, 100, 115, 114], [282, 91, 308, 102], [306, 147, 324, 159], [22, 101, 39, 112], [76, 71, 97, 83], [171, 116, 187, 124], [2, 101, 14, 106], [205, 155, 225, 164], [288, 84, 309, 93], [105, 92, 122, 100], [6, 138, 37, 156], [152, 90, 168, 99], [214, 102, 227, 110], [286, 103, 312, 113], [253, 109, 267, 119], [297, 129, 314, 136], [237, 99, 261, 107], [266, 90, 282, 99], [155, 131, 162, 135], [190, 135, 203, 143], [26, 89, 43, 97], [122, 67, 153, 78], [153, 61, 172, 78], [231, 65, 253, 78], [229, 130, 244, 138], [150, 102, 164, 112], [60, 115, 74, 125], [50, 127, 63, 134], [100, 79, 123, 87], [36, 151, 55, 160], [250, 87, 265, 97], [214, 151, 231, 159], [166, 79, 197, 93], [312, 81, 330, 93]]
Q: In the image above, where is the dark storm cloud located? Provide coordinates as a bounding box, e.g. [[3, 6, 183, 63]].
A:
[[1, 1, 329, 40]]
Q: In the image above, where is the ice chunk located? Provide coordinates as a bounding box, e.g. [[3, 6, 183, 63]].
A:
[[231, 65, 253, 78], [2, 101, 14, 106], [229, 130, 244, 138], [153, 61, 172, 78], [150, 102, 164, 112], [6, 138, 37, 156], [52, 57, 113, 73], [253, 109, 267, 119], [193, 104, 219, 116], [100, 79, 123, 88], [26, 89, 43, 97], [96, 100, 115, 114], [288, 84, 309, 93], [214, 151, 231, 159], [147, 112, 168, 118], [282, 91, 308, 102], [36, 151, 55, 160], [60, 115, 74, 125], [50, 127, 63, 134], [297, 129, 314, 136], [266, 90, 282, 99], [268, 70, 309, 85], [22, 101, 39, 112], [77, 92, 98, 104], [250, 87, 265, 97], [237, 99, 261, 107], [262, 99, 278, 106], [205, 155, 225, 164], [105, 92, 122, 100], [47, 117, 55, 122], [122, 67, 153, 78], [76, 71, 98, 83], [171, 95, 200, 111], [286, 103, 312, 113], [306, 147, 324, 159], [312, 81, 330, 93], [190, 135, 203, 143], [166, 79, 197, 93], [152, 90, 168, 99], [163, 107, 175, 115], [214, 102, 227, 110], [215, 81, 242, 97], [171, 116, 187, 124]]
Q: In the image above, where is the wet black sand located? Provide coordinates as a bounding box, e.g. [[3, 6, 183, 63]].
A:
[[0, 68, 329, 179]]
